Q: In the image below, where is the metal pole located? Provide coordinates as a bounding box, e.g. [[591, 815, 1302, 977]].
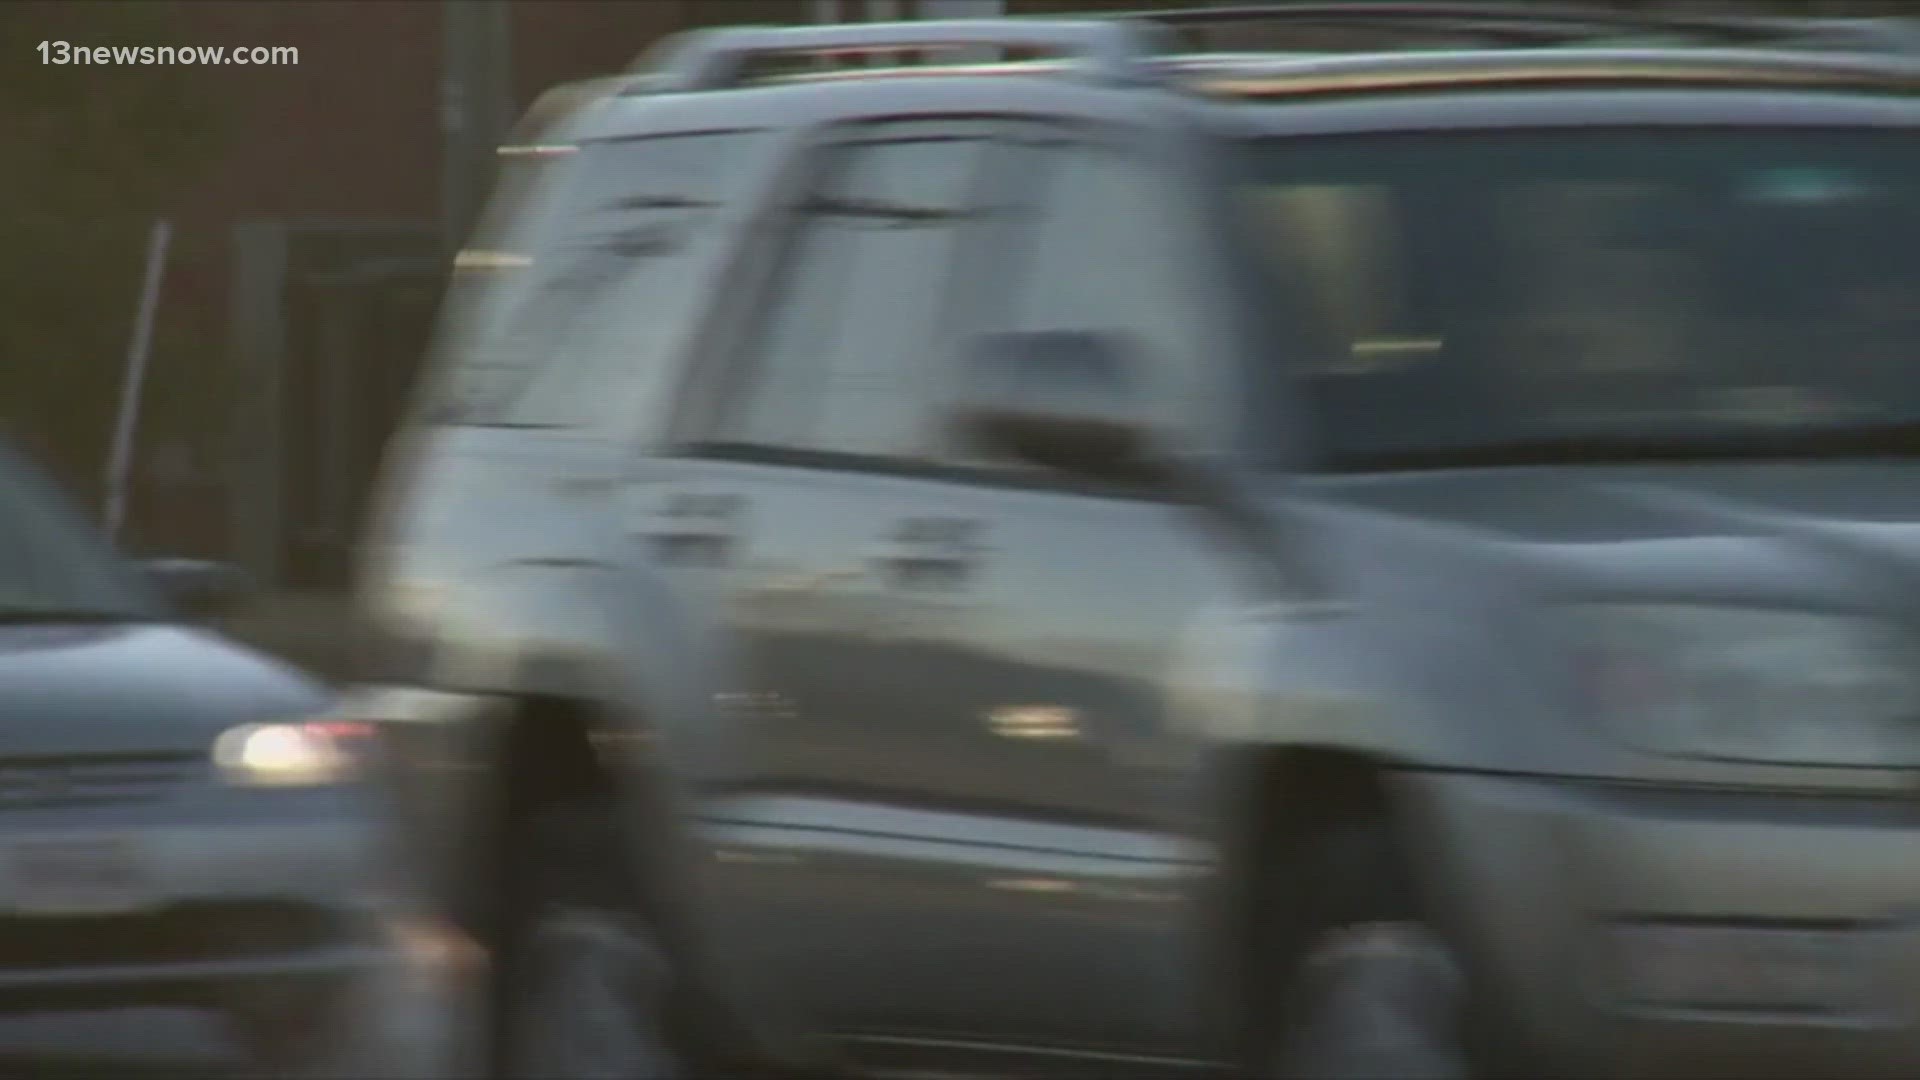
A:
[[812, 0, 842, 70], [105, 217, 172, 541], [868, 0, 900, 66], [916, 0, 1003, 62], [916, 0, 1004, 19]]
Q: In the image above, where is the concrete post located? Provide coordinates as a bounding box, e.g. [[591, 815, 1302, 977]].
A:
[[226, 219, 288, 588], [441, 0, 513, 258]]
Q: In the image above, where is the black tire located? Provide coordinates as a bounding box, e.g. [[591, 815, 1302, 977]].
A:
[[493, 807, 683, 1080], [1265, 816, 1473, 1080], [230, 981, 364, 1079]]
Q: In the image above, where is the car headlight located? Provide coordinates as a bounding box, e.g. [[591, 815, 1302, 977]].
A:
[[1573, 603, 1920, 767], [213, 719, 374, 787]]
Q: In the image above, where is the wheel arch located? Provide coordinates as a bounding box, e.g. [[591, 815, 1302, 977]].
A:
[[457, 664, 837, 1074], [1209, 739, 1438, 1071], [398, 559, 837, 1073]]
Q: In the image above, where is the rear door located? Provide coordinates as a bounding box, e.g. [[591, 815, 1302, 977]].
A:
[[661, 116, 1254, 1062], [795, 123, 1250, 1057], [621, 118, 1013, 1027]]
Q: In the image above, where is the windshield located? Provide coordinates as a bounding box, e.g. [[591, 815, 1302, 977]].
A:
[[0, 444, 153, 620], [1238, 127, 1920, 470]]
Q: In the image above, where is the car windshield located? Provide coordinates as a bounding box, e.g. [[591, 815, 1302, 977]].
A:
[[0, 445, 154, 621], [1237, 127, 1920, 470]]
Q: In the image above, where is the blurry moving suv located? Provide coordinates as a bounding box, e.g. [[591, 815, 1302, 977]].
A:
[[0, 437, 403, 1076], [360, 4, 1920, 1078]]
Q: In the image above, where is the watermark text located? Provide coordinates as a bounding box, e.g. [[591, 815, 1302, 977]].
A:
[[39, 41, 300, 66]]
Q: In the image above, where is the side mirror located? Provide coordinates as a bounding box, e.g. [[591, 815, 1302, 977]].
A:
[[951, 330, 1157, 482], [143, 558, 255, 620]]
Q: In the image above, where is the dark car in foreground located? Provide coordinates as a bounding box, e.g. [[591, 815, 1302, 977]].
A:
[[358, 4, 1920, 1078], [0, 439, 406, 1076]]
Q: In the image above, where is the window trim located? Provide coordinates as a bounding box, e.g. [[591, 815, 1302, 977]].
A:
[[660, 113, 1239, 505], [686, 441, 1164, 502], [672, 116, 1009, 462], [923, 120, 1248, 482]]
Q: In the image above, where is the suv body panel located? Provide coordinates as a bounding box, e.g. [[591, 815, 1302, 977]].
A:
[[360, 17, 1920, 1076], [365, 79, 1264, 1067]]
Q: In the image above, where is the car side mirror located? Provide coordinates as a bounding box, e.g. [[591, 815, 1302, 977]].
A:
[[951, 330, 1158, 482], [143, 558, 255, 620]]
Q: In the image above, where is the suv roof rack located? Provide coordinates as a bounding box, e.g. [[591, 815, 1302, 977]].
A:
[[1116, 3, 1810, 51], [1776, 17, 1920, 57], [624, 18, 1176, 95], [1194, 45, 1920, 100], [614, 6, 1920, 104]]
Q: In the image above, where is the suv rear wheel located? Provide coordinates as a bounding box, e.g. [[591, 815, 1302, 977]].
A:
[[497, 808, 681, 1079]]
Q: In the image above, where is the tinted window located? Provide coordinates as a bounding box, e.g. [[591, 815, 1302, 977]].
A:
[[717, 132, 992, 458], [437, 130, 768, 427], [1236, 128, 1920, 470], [961, 140, 1219, 461]]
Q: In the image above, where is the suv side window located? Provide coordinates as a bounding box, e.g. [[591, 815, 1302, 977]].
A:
[[713, 126, 995, 459], [953, 137, 1220, 465], [438, 129, 768, 429]]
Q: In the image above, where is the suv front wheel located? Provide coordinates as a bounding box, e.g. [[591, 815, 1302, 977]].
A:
[[1266, 817, 1472, 1080], [497, 809, 682, 1079]]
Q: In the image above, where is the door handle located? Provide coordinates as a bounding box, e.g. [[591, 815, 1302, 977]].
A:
[[641, 492, 744, 567], [866, 517, 984, 591]]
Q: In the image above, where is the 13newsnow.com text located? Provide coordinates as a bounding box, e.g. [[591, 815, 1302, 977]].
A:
[[38, 42, 300, 66]]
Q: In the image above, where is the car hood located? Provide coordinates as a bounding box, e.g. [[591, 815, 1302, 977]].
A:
[[1245, 460, 1920, 783], [0, 622, 329, 759], [1299, 459, 1920, 613]]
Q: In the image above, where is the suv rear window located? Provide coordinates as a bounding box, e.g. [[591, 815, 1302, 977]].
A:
[[433, 129, 768, 428], [1238, 128, 1920, 469]]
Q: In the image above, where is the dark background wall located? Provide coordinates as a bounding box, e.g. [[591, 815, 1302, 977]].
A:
[[9, 0, 807, 570], [9, 0, 1914, 579]]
